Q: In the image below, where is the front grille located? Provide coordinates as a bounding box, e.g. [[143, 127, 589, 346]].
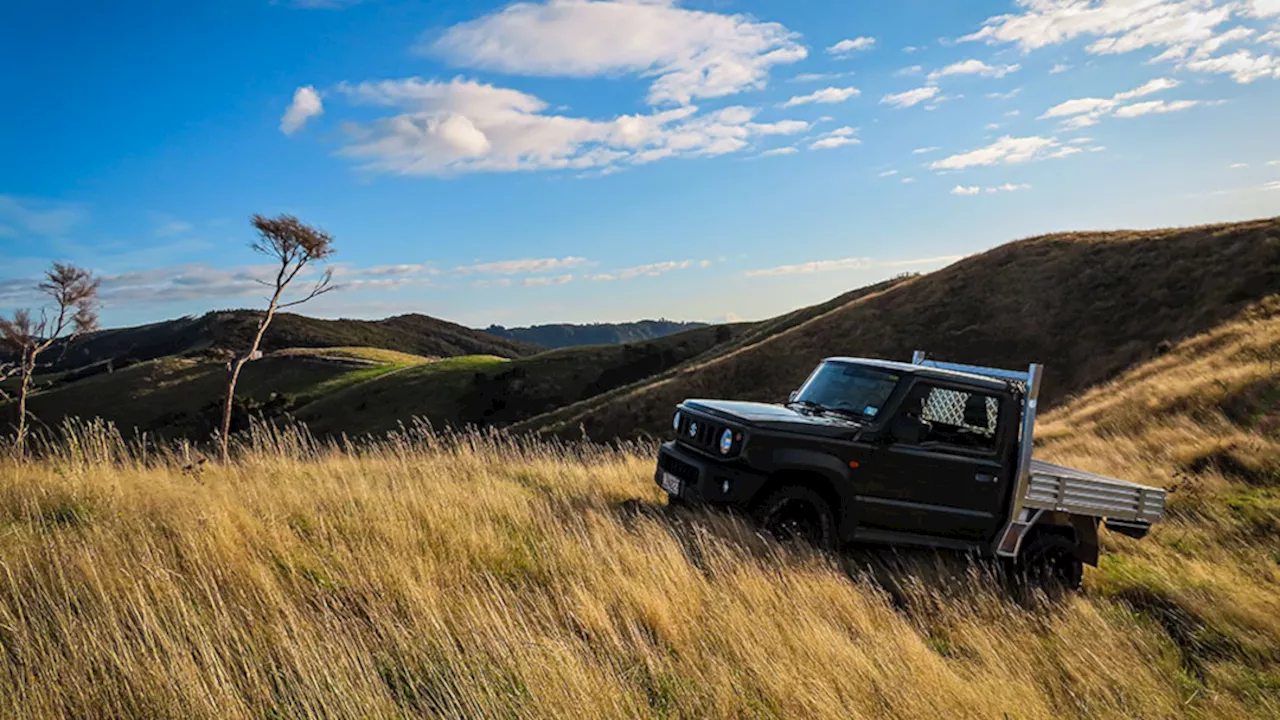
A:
[[676, 411, 724, 454], [659, 452, 700, 482]]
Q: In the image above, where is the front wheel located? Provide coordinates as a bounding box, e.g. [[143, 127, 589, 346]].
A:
[[753, 486, 837, 551]]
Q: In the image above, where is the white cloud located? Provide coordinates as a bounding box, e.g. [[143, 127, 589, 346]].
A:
[[903, 46, 920, 53], [912, 146, 940, 154], [962, 0, 1234, 54], [779, 86, 860, 107], [828, 37, 877, 55], [810, 136, 860, 150], [953, 182, 1030, 195], [895, 65, 924, 76], [760, 146, 798, 157], [1039, 77, 1192, 127], [454, 256, 588, 275], [1229, 162, 1249, 168], [332, 78, 808, 175], [426, 0, 807, 106], [879, 169, 898, 177], [745, 254, 962, 277], [1182, 48, 1280, 82], [1112, 99, 1200, 116], [1268, 159, 1280, 165], [587, 259, 705, 281], [746, 257, 869, 276], [930, 135, 1077, 170], [928, 58, 1020, 81], [901, 177, 916, 183], [881, 85, 940, 108], [790, 71, 855, 83], [1050, 63, 1072, 73], [521, 274, 574, 287], [986, 88, 1022, 99], [281, 85, 324, 135], [960, 1, 1280, 84]]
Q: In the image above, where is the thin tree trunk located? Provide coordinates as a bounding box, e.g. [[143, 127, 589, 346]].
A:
[[219, 357, 247, 463], [14, 350, 34, 457], [219, 304, 280, 463]]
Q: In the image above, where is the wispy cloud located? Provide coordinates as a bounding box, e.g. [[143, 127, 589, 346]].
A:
[[808, 126, 860, 150], [154, 220, 193, 237], [588, 259, 710, 282], [746, 254, 963, 277], [453, 257, 589, 276], [779, 86, 860, 108], [1038, 78, 1197, 128], [880, 86, 940, 108], [0, 196, 86, 237], [912, 146, 940, 154], [879, 169, 898, 177], [827, 37, 876, 56], [931, 136, 1078, 170], [953, 183, 1031, 195], [759, 146, 798, 157], [521, 274, 574, 287]]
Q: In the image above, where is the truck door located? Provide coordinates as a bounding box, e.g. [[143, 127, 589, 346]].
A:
[[857, 380, 1009, 542]]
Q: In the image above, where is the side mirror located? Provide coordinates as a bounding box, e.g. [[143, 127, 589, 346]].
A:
[[889, 414, 927, 444], [788, 391, 799, 403]]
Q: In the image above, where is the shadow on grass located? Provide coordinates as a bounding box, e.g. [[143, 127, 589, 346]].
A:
[[611, 497, 1061, 615]]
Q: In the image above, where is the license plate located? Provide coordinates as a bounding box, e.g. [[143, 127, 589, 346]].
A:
[[660, 471, 683, 496]]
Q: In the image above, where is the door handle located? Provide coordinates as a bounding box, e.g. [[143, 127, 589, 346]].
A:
[[975, 473, 996, 483]]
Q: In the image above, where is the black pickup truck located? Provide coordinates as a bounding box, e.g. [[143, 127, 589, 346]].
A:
[[654, 352, 1166, 588]]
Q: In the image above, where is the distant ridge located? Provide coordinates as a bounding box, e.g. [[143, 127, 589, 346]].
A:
[[483, 320, 707, 349]]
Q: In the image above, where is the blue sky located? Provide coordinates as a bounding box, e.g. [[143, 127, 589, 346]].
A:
[[3, 0, 1279, 330]]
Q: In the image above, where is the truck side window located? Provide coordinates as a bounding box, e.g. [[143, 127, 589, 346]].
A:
[[914, 384, 999, 453]]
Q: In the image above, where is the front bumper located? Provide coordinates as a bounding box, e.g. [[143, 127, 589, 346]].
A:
[[654, 441, 768, 506]]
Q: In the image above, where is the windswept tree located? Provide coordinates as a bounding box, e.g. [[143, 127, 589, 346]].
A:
[[0, 263, 100, 453], [219, 214, 336, 462]]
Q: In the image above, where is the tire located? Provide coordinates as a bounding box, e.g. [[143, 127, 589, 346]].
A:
[[753, 486, 837, 551], [1017, 532, 1084, 593]]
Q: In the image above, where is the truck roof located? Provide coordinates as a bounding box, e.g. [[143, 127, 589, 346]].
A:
[[822, 357, 1013, 392]]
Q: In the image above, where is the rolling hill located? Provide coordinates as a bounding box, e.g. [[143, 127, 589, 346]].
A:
[[26, 310, 542, 373], [521, 217, 1280, 441]]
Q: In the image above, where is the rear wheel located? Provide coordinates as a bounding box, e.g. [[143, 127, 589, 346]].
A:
[[1017, 532, 1083, 593], [754, 486, 837, 551]]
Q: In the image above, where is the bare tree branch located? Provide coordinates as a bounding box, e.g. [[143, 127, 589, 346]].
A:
[[219, 214, 337, 462], [2, 262, 100, 455]]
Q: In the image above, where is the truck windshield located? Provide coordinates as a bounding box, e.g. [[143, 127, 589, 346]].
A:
[[792, 362, 900, 420]]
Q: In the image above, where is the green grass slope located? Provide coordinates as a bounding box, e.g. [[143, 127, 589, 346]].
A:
[[295, 323, 758, 437], [527, 217, 1280, 441]]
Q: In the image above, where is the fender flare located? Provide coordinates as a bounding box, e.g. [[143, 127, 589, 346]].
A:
[[764, 448, 857, 540]]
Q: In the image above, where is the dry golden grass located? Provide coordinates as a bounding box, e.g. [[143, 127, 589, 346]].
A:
[[1, 301, 1278, 718]]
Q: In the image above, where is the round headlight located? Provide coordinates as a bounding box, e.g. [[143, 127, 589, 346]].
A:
[[719, 428, 735, 455], [672, 411, 681, 432]]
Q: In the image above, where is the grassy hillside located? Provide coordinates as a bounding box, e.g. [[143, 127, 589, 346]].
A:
[[27, 310, 541, 373], [296, 323, 757, 437], [509, 276, 910, 437], [527, 217, 1280, 441], [1, 302, 1276, 718], [8, 348, 436, 440], [483, 320, 708, 349]]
